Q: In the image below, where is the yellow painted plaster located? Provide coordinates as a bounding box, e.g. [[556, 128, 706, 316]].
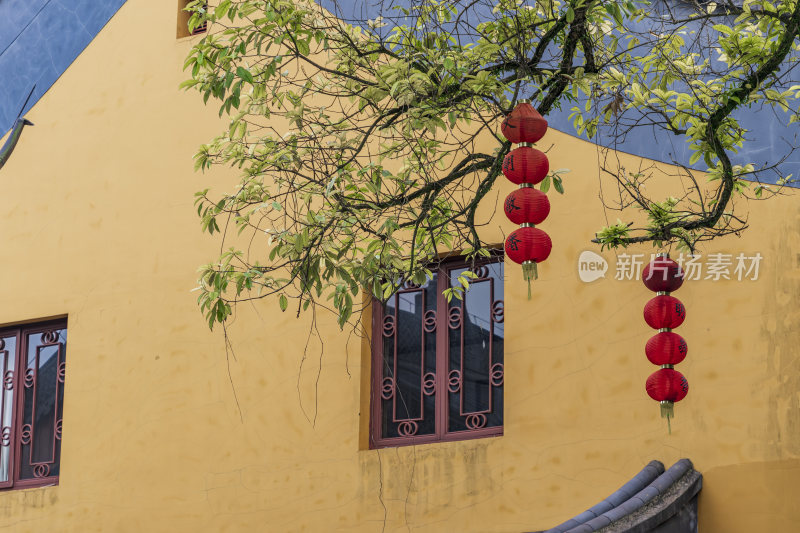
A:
[[0, 1, 797, 531]]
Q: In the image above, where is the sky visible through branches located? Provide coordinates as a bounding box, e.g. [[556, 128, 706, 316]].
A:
[[322, 0, 800, 184]]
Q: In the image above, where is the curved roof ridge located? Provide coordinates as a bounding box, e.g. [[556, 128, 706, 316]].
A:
[[534, 459, 703, 533], [538, 460, 665, 533]]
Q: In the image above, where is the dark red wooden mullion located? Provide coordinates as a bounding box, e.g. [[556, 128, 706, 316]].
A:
[[441, 258, 503, 441], [376, 285, 439, 446], [489, 277, 495, 414], [392, 287, 427, 429], [372, 291, 423, 448], [434, 263, 448, 442], [0, 328, 19, 490], [391, 293, 398, 423], [11, 326, 27, 487], [371, 255, 504, 448], [11, 321, 65, 489], [369, 298, 383, 448]]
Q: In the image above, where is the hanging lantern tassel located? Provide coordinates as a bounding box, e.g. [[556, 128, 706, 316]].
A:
[[642, 253, 688, 434], [500, 100, 553, 297], [505, 227, 551, 300], [646, 367, 688, 434], [661, 401, 674, 434], [522, 260, 538, 298]]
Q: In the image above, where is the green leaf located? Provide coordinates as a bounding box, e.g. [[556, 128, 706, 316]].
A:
[[279, 294, 288, 311], [712, 24, 733, 35], [215, 0, 231, 19], [236, 67, 254, 84], [540, 176, 551, 193], [296, 39, 311, 56]]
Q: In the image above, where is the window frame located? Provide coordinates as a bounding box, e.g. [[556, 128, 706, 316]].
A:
[[369, 255, 504, 449], [177, 0, 208, 38], [0, 318, 67, 490]]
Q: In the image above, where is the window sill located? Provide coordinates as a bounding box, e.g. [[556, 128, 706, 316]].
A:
[[370, 428, 503, 450]]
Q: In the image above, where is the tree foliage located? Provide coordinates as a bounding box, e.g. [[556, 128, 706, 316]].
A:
[[182, 0, 800, 329]]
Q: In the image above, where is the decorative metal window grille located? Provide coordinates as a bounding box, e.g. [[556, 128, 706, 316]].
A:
[[191, 2, 209, 35], [0, 320, 67, 489], [177, 0, 207, 38], [371, 257, 503, 447]]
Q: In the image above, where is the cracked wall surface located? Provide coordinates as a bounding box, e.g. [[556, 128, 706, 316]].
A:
[[0, 1, 797, 531]]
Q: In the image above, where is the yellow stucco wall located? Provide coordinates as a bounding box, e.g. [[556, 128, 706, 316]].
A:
[[0, 1, 798, 531]]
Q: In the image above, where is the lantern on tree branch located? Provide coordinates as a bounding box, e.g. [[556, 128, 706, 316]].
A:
[[504, 227, 551, 297], [642, 253, 688, 431], [502, 145, 549, 185], [503, 187, 550, 225], [645, 331, 688, 366], [501, 100, 552, 298], [643, 295, 686, 329], [646, 368, 689, 413], [642, 256, 684, 292], [501, 101, 548, 144]]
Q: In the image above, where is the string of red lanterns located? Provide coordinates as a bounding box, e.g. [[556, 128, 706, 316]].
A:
[[500, 100, 552, 298], [642, 254, 689, 432]]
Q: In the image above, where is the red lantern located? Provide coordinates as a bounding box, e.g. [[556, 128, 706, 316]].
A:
[[505, 227, 551, 297], [642, 253, 688, 430], [646, 368, 689, 420], [646, 368, 689, 402], [644, 295, 685, 329], [503, 188, 550, 225], [505, 227, 551, 264], [643, 256, 684, 293], [502, 146, 549, 185], [645, 331, 688, 366], [501, 101, 548, 144]]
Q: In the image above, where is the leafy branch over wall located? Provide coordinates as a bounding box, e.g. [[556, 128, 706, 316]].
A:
[[182, 0, 800, 329]]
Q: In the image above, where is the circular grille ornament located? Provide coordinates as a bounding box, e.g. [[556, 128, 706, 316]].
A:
[[397, 421, 418, 436], [423, 310, 437, 333], [380, 377, 394, 400], [465, 414, 487, 430], [423, 373, 436, 396], [448, 370, 462, 393]]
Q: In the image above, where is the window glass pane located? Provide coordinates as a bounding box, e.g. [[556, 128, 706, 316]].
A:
[[448, 262, 504, 433], [19, 327, 66, 480], [380, 276, 437, 439], [0, 334, 16, 483]]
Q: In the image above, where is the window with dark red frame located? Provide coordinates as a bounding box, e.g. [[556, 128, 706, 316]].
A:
[[177, 0, 208, 38], [0, 320, 67, 489], [371, 257, 504, 448], [191, 1, 209, 35]]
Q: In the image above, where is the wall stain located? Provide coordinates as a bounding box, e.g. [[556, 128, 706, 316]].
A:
[[763, 216, 800, 459]]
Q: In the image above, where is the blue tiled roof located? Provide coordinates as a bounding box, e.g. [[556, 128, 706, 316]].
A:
[[322, 0, 799, 185], [0, 0, 127, 135], [534, 459, 703, 533]]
